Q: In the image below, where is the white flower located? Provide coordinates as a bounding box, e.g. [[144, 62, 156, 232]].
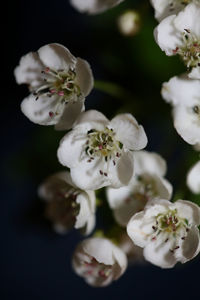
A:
[[70, 0, 124, 15], [187, 161, 200, 193], [118, 10, 141, 36], [57, 110, 148, 190], [151, 0, 199, 22], [162, 74, 200, 145], [107, 151, 172, 227], [14, 43, 94, 130], [127, 198, 200, 268], [72, 237, 127, 287], [154, 3, 200, 79], [38, 171, 96, 235]]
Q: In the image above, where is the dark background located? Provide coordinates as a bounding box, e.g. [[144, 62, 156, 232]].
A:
[[2, 0, 200, 299]]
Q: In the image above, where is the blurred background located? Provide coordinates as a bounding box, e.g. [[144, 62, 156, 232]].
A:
[[2, 0, 200, 299]]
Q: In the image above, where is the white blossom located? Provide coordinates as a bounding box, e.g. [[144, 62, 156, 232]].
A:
[[118, 10, 141, 36], [57, 110, 147, 190], [72, 237, 127, 287], [187, 161, 200, 193], [127, 198, 200, 268], [151, 0, 200, 22], [14, 43, 94, 130], [38, 171, 96, 235], [107, 151, 172, 227], [154, 3, 200, 79], [70, 0, 124, 15], [162, 74, 200, 145]]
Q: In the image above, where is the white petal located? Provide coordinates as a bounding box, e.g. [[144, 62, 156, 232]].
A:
[[143, 237, 177, 268], [82, 238, 115, 265], [106, 185, 131, 209], [174, 226, 200, 263], [127, 211, 154, 247], [173, 105, 200, 145], [38, 43, 76, 71], [70, 0, 124, 15], [154, 15, 182, 56], [187, 161, 200, 194], [14, 52, 43, 87], [21, 94, 62, 125], [110, 114, 147, 150], [151, 0, 186, 22], [189, 66, 200, 80], [70, 158, 110, 190], [75, 58, 94, 97], [174, 3, 200, 38], [108, 151, 134, 188], [161, 74, 200, 106], [133, 150, 167, 176], [144, 198, 170, 216], [55, 100, 85, 131], [112, 245, 128, 276], [174, 200, 200, 225], [74, 109, 109, 130], [75, 193, 95, 234], [57, 129, 87, 168], [114, 198, 145, 227], [153, 176, 173, 200]]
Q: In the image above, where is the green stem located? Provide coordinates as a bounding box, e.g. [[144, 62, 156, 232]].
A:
[[94, 80, 134, 102]]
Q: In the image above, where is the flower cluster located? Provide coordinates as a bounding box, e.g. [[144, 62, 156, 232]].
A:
[[151, 1, 200, 228], [14, 0, 200, 288]]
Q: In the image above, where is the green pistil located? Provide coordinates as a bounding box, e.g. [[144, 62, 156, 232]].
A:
[[85, 128, 123, 161], [154, 209, 189, 234]]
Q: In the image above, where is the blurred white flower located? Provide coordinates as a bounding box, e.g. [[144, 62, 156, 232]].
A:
[[107, 151, 172, 227], [187, 161, 200, 193], [72, 237, 127, 287], [154, 3, 200, 79], [151, 0, 199, 22], [162, 74, 200, 145], [70, 0, 124, 15], [39, 171, 96, 235], [127, 198, 200, 268], [57, 110, 147, 190], [14, 43, 93, 130], [118, 10, 141, 36]]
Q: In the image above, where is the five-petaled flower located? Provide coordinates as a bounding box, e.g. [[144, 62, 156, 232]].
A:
[[14, 43, 94, 130], [127, 198, 200, 268], [107, 151, 172, 227], [57, 110, 148, 190], [70, 0, 124, 15], [154, 3, 200, 79], [38, 171, 96, 235], [72, 237, 127, 287]]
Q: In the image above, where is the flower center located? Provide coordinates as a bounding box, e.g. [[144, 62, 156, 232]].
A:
[[45, 187, 80, 229], [82, 257, 112, 281], [173, 29, 200, 68], [151, 209, 190, 249], [85, 128, 123, 163], [33, 67, 82, 117]]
